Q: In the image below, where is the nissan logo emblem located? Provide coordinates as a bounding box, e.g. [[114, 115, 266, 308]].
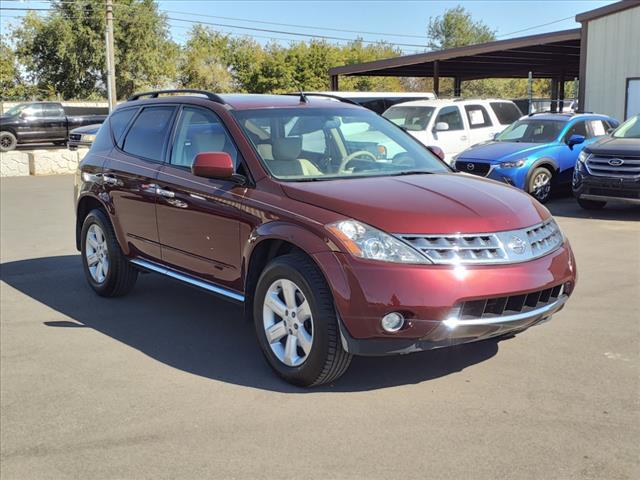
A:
[[507, 236, 527, 255], [466, 163, 475, 171], [608, 158, 624, 166]]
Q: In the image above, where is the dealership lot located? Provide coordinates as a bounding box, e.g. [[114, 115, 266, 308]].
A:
[[1, 175, 638, 479]]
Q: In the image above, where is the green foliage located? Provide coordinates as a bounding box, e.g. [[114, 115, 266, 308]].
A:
[[427, 5, 495, 50], [0, 35, 34, 100], [179, 25, 232, 92], [13, 0, 178, 99]]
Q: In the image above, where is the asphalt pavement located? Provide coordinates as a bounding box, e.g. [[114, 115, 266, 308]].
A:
[[1, 175, 638, 479]]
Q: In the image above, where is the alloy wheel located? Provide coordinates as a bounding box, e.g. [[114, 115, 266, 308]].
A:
[[85, 224, 110, 284], [532, 172, 551, 201], [262, 278, 314, 367]]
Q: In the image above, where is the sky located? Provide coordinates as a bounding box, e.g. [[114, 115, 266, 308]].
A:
[[1, 0, 615, 54]]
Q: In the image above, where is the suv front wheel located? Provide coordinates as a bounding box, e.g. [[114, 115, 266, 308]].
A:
[[528, 167, 553, 203], [254, 253, 352, 387]]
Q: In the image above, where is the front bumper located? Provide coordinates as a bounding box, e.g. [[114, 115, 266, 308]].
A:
[[573, 160, 640, 204], [339, 294, 568, 356], [313, 242, 576, 356]]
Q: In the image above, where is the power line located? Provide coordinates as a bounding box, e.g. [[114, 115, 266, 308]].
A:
[[165, 16, 427, 48], [156, 9, 428, 40], [497, 16, 575, 38]]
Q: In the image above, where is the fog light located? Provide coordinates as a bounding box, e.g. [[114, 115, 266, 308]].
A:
[[381, 312, 405, 332]]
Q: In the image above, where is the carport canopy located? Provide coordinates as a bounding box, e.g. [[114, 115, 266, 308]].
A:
[[329, 29, 581, 98]]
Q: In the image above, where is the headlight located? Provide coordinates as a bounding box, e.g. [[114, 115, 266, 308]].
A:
[[81, 134, 96, 142], [577, 151, 590, 163], [326, 220, 430, 264], [499, 159, 525, 168]]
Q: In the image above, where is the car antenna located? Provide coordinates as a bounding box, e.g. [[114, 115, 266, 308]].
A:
[[297, 86, 308, 103]]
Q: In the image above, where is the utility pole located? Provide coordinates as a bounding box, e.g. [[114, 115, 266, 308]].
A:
[[105, 0, 117, 111]]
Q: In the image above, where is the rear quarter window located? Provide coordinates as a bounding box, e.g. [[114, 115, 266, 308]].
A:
[[490, 102, 522, 125], [109, 108, 138, 147]]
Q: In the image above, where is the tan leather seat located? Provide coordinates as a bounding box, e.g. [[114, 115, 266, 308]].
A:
[[267, 137, 323, 177]]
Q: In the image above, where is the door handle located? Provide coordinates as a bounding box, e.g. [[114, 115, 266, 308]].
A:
[[156, 187, 175, 198], [460, 135, 468, 141], [101, 174, 119, 185]]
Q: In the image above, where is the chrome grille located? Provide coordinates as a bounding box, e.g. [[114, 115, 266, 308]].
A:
[[586, 154, 640, 178], [526, 221, 563, 257], [397, 218, 563, 265]]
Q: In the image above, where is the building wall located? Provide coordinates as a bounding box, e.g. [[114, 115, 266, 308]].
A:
[[584, 5, 640, 121]]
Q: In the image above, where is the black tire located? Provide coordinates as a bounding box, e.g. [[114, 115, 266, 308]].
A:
[[253, 253, 352, 387], [0, 131, 17, 152], [577, 197, 607, 210], [527, 167, 553, 203], [80, 208, 138, 297]]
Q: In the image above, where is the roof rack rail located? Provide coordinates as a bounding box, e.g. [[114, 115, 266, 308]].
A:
[[281, 92, 360, 106], [527, 110, 575, 117], [127, 89, 226, 105]]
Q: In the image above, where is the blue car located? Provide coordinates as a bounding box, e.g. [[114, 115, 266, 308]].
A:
[[454, 113, 619, 203]]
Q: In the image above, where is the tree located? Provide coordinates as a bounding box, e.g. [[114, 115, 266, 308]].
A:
[[13, 0, 178, 99], [337, 40, 404, 91], [427, 5, 495, 50], [0, 35, 34, 100], [180, 25, 232, 92]]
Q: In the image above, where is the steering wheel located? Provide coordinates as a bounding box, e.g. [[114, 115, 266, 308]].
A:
[[337, 150, 378, 173]]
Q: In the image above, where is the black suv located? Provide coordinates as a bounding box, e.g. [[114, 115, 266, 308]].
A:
[[573, 114, 640, 209]]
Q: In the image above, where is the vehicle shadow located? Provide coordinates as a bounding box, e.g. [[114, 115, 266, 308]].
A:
[[546, 196, 640, 221], [1, 255, 501, 393]]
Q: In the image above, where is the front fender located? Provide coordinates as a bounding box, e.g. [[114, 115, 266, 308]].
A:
[[242, 221, 351, 313]]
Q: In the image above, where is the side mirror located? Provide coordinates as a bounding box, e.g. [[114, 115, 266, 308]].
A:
[[435, 122, 449, 132], [192, 152, 234, 179], [426, 145, 445, 162], [567, 134, 585, 148]]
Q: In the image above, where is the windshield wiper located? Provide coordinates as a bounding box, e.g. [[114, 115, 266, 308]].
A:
[[389, 170, 436, 176]]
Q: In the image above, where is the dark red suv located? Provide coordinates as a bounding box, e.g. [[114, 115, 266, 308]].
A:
[[75, 90, 576, 386]]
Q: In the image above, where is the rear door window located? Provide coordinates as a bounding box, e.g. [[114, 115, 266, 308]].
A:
[[587, 120, 608, 137], [435, 106, 464, 131], [490, 102, 522, 125], [43, 103, 64, 117], [464, 105, 492, 129], [121, 106, 175, 161]]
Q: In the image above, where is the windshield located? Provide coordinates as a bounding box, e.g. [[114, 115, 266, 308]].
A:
[[495, 119, 565, 143], [612, 115, 640, 139], [382, 106, 435, 131], [233, 107, 449, 181], [4, 104, 27, 116]]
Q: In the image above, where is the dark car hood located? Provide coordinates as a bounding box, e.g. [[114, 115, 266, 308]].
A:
[[281, 173, 549, 234], [69, 124, 102, 134], [457, 141, 549, 163], [585, 136, 640, 156]]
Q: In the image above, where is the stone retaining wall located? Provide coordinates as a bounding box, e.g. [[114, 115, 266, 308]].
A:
[[0, 148, 89, 177]]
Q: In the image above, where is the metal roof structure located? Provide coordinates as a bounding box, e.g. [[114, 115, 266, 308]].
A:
[[329, 29, 582, 92]]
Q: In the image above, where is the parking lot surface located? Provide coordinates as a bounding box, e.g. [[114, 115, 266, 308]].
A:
[[1, 175, 639, 480]]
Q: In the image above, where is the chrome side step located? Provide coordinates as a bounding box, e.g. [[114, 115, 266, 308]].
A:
[[130, 258, 245, 302]]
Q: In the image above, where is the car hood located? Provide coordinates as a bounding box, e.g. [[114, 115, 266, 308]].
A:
[[281, 173, 549, 234], [457, 141, 549, 163], [585, 136, 640, 155]]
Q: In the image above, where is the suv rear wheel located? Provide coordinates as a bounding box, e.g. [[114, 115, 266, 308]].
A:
[[0, 131, 17, 152], [528, 167, 553, 203], [254, 253, 352, 387], [577, 197, 607, 210], [81, 209, 138, 297]]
